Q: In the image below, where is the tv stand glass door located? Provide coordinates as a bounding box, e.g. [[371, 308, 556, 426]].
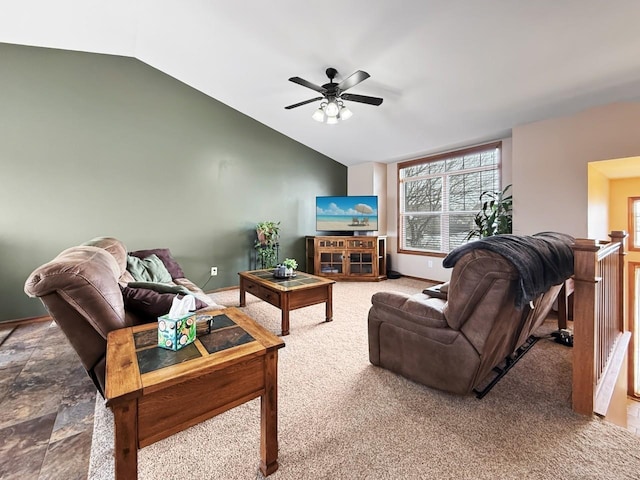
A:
[[320, 252, 344, 275]]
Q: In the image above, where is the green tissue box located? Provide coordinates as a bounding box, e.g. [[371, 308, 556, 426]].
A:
[[158, 313, 196, 351]]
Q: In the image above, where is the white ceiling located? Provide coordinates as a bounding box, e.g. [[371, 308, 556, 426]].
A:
[[3, 0, 640, 167]]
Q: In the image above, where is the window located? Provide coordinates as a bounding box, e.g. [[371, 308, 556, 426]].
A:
[[629, 197, 640, 251], [398, 142, 501, 254]]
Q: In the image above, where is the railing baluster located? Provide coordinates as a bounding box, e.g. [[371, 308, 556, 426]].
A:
[[572, 231, 627, 415]]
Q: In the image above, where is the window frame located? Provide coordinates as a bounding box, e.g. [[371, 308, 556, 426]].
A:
[[628, 196, 640, 252], [397, 141, 502, 256]]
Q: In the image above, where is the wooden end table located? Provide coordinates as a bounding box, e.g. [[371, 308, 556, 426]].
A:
[[238, 269, 335, 336], [105, 307, 285, 479]]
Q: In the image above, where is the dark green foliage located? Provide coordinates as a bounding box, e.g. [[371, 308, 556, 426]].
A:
[[255, 221, 280, 268], [466, 184, 513, 240]]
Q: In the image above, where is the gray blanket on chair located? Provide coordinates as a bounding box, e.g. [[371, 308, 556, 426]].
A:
[[443, 232, 575, 308]]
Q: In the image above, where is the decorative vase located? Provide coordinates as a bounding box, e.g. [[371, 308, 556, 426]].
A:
[[285, 267, 293, 277]]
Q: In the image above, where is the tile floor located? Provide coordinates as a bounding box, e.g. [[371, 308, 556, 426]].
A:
[[1, 319, 639, 479], [0, 321, 96, 480]]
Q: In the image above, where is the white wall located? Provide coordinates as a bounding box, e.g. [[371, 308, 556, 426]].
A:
[[587, 165, 610, 241], [512, 102, 640, 237], [347, 163, 373, 194]]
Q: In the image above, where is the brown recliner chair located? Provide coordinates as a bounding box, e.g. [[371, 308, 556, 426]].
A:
[[368, 248, 564, 396], [24, 237, 217, 396]]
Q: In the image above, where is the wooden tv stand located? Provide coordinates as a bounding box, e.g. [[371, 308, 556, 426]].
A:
[[305, 236, 387, 281]]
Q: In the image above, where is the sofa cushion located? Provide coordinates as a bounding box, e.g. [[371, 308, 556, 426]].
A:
[[129, 248, 185, 279], [121, 285, 208, 321], [126, 254, 173, 283], [371, 292, 448, 329]]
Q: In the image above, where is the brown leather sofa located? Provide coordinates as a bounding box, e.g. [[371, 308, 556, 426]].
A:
[[24, 237, 219, 396], [368, 248, 565, 395]]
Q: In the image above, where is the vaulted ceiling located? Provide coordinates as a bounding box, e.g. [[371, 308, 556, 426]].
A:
[[3, 1, 640, 166]]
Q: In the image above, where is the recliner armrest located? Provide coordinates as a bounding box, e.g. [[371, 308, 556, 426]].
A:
[[371, 291, 448, 329]]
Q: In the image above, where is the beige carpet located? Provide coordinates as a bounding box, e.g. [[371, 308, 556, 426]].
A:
[[88, 277, 640, 479]]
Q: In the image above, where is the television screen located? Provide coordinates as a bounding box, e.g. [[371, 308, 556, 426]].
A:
[[316, 195, 378, 232]]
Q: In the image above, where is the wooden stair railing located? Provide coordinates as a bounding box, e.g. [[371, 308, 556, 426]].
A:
[[572, 230, 631, 418]]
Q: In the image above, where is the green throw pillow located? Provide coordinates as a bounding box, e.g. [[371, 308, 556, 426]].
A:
[[126, 254, 173, 283], [127, 281, 192, 296]]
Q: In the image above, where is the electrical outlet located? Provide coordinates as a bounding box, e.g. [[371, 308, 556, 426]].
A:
[[210, 266, 218, 276], [428, 260, 433, 268]]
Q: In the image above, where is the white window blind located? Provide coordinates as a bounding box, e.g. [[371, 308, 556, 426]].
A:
[[398, 142, 501, 254]]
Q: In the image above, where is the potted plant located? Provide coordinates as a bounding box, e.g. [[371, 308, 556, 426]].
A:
[[282, 258, 298, 276], [255, 221, 280, 268], [466, 184, 512, 240]]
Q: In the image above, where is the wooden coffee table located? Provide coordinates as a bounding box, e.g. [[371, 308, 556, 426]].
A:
[[105, 307, 285, 479], [238, 269, 335, 335]]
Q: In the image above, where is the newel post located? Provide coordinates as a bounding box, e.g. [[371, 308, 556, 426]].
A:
[[571, 238, 600, 415]]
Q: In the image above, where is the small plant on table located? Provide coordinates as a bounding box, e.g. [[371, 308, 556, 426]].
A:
[[282, 258, 298, 270]]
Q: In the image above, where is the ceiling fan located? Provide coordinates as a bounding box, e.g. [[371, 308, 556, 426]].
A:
[[285, 67, 383, 124]]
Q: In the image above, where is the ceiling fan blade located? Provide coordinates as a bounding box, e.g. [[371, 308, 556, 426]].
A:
[[284, 97, 323, 110], [341, 93, 383, 106], [337, 70, 370, 92], [288, 77, 327, 94]]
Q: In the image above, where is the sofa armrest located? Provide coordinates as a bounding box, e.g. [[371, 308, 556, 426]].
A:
[[370, 291, 448, 329]]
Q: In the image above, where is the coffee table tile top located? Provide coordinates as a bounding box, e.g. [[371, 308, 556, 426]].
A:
[[134, 329, 159, 349], [199, 327, 254, 354], [133, 313, 255, 374], [203, 314, 235, 331], [136, 342, 201, 374], [251, 270, 324, 287]]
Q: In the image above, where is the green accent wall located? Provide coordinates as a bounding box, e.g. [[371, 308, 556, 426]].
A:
[[0, 43, 347, 322]]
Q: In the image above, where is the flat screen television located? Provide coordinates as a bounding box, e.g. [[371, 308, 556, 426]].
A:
[[316, 195, 378, 232]]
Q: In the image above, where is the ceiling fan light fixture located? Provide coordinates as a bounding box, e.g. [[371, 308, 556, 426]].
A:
[[324, 99, 340, 118], [312, 106, 326, 122], [326, 115, 339, 125], [339, 104, 353, 121]]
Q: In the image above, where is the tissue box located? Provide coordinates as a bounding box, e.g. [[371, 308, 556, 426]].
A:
[[157, 313, 196, 351]]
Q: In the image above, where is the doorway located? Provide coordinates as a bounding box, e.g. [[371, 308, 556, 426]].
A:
[[587, 160, 640, 398]]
